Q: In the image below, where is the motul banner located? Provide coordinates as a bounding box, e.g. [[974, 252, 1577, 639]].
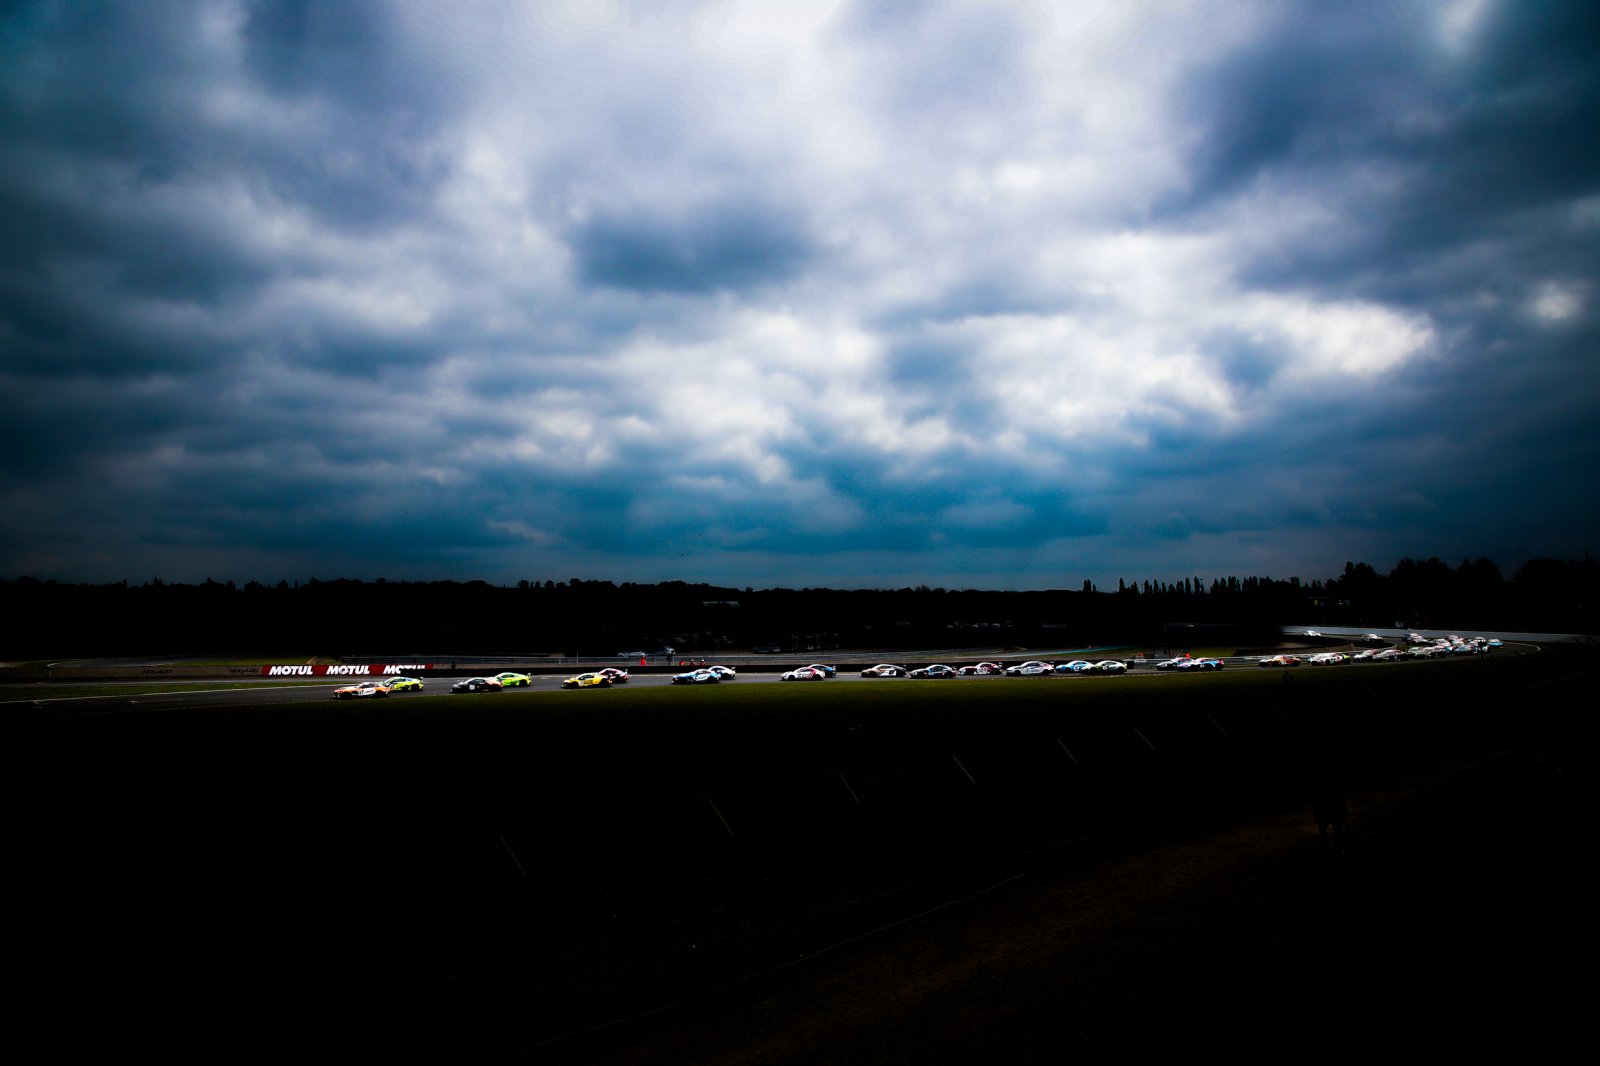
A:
[[259, 664, 431, 677]]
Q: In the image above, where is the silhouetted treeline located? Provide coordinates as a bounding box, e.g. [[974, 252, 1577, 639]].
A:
[[2, 557, 1594, 657]]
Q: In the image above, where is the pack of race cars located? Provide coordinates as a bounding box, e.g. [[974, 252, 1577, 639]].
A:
[[336, 658, 1143, 697], [1253, 635, 1502, 668], [332, 634, 1494, 698]]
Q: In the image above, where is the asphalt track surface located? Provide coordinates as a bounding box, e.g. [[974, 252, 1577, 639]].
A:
[[2, 663, 1105, 713], [8, 645, 1533, 715]]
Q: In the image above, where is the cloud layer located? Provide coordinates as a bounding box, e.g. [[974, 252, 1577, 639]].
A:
[[4, 0, 1598, 588]]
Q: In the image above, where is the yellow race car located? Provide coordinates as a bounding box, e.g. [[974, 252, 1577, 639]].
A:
[[561, 671, 614, 689], [384, 676, 424, 692]]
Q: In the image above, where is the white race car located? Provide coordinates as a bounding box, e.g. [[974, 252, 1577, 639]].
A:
[[1160, 657, 1222, 671], [1088, 660, 1128, 674], [782, 666, 829, 681], [957, 662, 1003, 675], [860, 664, 907, 678], [1004, 661, 1053, 676]]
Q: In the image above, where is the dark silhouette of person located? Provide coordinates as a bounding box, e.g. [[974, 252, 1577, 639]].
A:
[[1311, 774, 1348, 852]]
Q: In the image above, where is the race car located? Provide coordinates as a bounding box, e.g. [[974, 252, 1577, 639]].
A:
[[599, 667, 630, 684], [1371, 648, 1405, 661], [908, 664, 957, 679], [493, 671, 532, 687], [1003, 661, 1053, 676], [706, 665, 737, 680], [1307, 653, 1348, 665], [383, 676, 424, 691], [803, 664, 838, 678], [1159, 657, 1219, 671], [1088, 660, 1128, 674], [781, 666, 828, 681], [671, 668, 721, 684], [1056, 660, 1094, 673], [452, 676, 504, 693], [333, 680, 391, 699], [956, 662, 1003, 675], [860, 664, 907, 678], [1257, 655, 1301, 668], [561, 672, 613, 689]]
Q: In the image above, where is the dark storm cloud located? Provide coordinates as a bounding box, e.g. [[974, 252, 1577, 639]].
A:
[[242, 0, 390, 101], [1173, 4, 1433, 207], [569, 199, 816, 294], [1175, 0, 1600, 294], [235, 0, 464, 232], [607, 478, 1105, 559], [0, 163, 271, 311], [0, 9, 257, 382], [1, 4, 212, 167]]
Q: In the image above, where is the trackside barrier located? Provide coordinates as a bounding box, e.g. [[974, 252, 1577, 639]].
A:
[[26, 664, 434, 680], [258, 663, 433, 677], [32, 665, 265, 680]]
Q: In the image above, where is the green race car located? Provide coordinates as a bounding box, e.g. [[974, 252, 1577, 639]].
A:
[[384, 676, 425, 692], [493, 671, 532, 687]]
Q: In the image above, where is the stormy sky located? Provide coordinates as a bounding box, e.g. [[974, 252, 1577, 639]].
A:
[[3, 1, 1597, 589]]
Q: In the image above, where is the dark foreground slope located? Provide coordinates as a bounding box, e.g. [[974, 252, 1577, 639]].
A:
[[12, 651, 1580, 1058]]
